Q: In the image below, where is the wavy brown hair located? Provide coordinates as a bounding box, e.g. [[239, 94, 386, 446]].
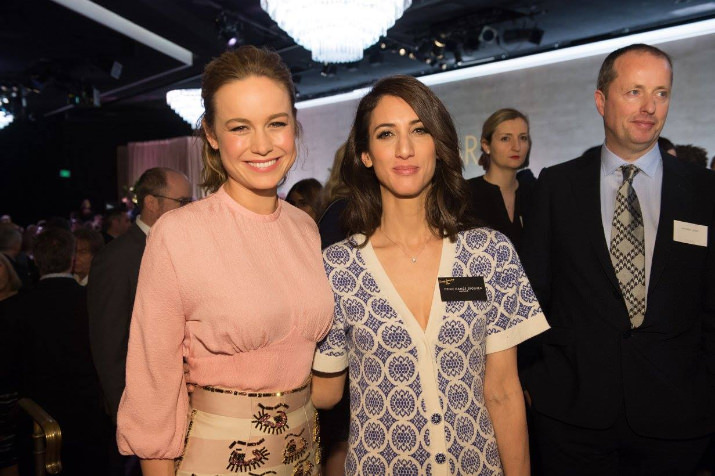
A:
[[198, 46, 299, 193], [341, 75, 478, 244]]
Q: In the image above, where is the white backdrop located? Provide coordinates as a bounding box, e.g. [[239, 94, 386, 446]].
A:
[[280, 33, 715, 194]]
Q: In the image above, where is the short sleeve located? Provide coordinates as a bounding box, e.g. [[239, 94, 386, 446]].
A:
[[484, 232, 549, 354], [313, 248, 349, 373], [116, 218, 190, 458]]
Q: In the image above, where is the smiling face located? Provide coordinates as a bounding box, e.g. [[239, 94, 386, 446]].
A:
[[595, 50, 672, 161], [482, 118, 530, 172], [361, 95, 437, 201], [204, 75, 297, 206]]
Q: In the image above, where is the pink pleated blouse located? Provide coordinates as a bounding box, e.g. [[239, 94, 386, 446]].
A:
[[116, 185, 334, 459]]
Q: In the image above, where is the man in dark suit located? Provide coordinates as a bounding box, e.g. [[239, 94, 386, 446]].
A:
[[88, 167, 192, 422], [14, 228, 111, 475], [101, 209, 131, 244], [521, 44, 715, 475]]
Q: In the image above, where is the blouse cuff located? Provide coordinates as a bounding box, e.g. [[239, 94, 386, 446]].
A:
[[486, 313, 550, 354], [312, 352, 348, 374]]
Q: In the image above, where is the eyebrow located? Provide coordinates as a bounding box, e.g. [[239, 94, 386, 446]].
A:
[[628, 83, 670, 90], [372, 118, 422, 133], [225, 112, 290, 125]]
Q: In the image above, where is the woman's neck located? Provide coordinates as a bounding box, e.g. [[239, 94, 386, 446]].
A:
[[224, 181, 278, 215], [484, 166, 518, 193], [378, 191, 434, 244]]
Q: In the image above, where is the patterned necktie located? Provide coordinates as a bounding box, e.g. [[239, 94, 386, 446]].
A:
[[610, 165, 646, 328]]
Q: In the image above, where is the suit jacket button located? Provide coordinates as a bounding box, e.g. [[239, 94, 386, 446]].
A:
[[622, 329, 632, 339]]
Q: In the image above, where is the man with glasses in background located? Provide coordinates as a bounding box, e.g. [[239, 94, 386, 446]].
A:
[[87, 167, 192, 476]]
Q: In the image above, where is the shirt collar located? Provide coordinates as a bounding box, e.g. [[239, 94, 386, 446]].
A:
[[135, 215, 151, 236], [601, 142, 661, 178]]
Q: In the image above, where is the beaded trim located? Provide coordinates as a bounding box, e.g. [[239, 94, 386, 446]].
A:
[[201, 380, 310, 398]]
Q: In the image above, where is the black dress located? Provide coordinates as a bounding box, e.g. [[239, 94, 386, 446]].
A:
[[467, 170, 535, 251], [316, 198, 351, 450]]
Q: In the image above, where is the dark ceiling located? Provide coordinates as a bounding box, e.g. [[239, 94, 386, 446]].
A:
[[2, 0, 715, 124]]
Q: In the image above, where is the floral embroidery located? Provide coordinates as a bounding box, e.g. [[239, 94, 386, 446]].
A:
[[226, 438, 270, 473], [252, 403, 290, 434]]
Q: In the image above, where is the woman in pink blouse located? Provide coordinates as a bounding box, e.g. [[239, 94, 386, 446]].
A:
[[117, 46, 334, 476]]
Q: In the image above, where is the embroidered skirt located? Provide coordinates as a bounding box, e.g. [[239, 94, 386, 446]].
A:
[[176, 381, 320, 476]]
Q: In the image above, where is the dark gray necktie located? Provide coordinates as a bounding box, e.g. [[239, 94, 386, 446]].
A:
[[610, 165, 646, 328]]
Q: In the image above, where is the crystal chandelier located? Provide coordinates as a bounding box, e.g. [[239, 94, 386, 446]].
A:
[[260, 0, 412, 63], [0, 110, 13, 130], [166, 89, 203, 127]]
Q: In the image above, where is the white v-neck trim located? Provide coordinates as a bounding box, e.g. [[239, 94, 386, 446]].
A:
[[361, 235, 455, 339], [358, 233, 456, 470]]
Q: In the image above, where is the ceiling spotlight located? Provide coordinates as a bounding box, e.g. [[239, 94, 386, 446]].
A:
[[399, 48, 407, 56], [479, 25, 499, 44], [446, 39, 463, 65], [432, 39, 445, 59], [217, 11, 243, 49], [454, 48, 463, 65]]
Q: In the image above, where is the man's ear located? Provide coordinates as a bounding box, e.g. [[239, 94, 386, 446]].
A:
[[594, 89, 606, 118], [143, 195, 159, 214], [361, 151, 373, 168]]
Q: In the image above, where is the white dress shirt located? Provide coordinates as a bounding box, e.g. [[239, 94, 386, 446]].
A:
[[600, 143, 663, 293]]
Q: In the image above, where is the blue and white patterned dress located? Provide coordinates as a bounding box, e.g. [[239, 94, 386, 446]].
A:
[[314, 228, 549, 476]]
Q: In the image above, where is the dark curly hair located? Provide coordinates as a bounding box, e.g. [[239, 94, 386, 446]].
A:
[[340, 75, 478, 244]]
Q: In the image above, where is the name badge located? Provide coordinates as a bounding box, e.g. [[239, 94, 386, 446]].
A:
[[438, 277, 487, 302], [673, 220, 708, 247]]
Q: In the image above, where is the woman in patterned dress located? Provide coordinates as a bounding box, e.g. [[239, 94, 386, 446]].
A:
[[312, 76, 549, 476]]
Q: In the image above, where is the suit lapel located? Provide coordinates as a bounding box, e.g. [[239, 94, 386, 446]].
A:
[[648, 153, 686, 297], [570, 152, 621, 293]]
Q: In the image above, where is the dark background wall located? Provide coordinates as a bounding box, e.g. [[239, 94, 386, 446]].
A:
[[0, 102, 190, 226]]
